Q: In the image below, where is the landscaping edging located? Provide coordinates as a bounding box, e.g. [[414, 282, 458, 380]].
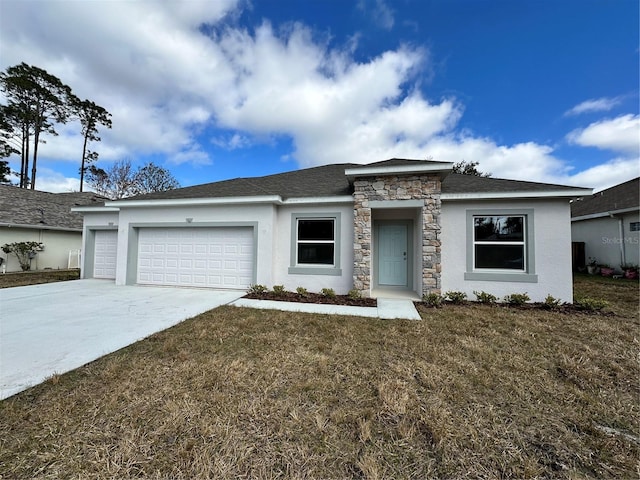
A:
[[234, 298, 380, 318], [244, 291, 377, 307]]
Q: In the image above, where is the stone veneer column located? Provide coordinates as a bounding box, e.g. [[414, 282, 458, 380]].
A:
[[352, 174, 442, 297]]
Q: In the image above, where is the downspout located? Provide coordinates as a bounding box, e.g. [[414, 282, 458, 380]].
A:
[[609, 213, 625, 267]]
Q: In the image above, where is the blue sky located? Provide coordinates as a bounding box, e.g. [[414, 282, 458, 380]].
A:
[[1, 0, 638, 192]]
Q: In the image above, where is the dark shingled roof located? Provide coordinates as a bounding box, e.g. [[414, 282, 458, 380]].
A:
[[126, 163, 357, 201], [114, 158, 589, 203], [0, 186, 107, 230], [441, 173, 587, 194], [570, 177, 639, 218]]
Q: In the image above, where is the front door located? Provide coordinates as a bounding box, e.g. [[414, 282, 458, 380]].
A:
[[378, 223, 408, 286]]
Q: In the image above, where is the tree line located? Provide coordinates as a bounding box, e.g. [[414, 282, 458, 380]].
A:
[[0, 62, 112, 191], [87, 159, 180, 200], [0, 62, 181, 199]]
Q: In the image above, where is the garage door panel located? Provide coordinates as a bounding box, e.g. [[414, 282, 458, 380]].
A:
[[137, 227, 254, 289], [94, 230, 117, 279]]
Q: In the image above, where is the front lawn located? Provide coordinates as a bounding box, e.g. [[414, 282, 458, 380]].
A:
[[1, 275, 638, 478]]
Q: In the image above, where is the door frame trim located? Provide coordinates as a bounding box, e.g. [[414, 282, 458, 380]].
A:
[[373, 219, 413, 290]]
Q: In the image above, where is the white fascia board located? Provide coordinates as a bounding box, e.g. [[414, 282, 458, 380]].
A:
[[0, 223, 82, 232], [281, 195, 353, 205], [442, 188, 592, 201], [571, 206, 640, 222], [105, 195, 282, 208], [345, 163, 453, 178], [71, 206, 120, 213]]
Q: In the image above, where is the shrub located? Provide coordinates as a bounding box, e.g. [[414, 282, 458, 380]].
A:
[[503, 293, 530, 306], [575, 297, 609, 312], [422, 292, 443, 307], [445, 291, 467, 304], [348, 288, 362, 300], [247, 284, 267, 294], [474, 290, 497, 304], [320, 288, 336, 299], [1, 241, 44, 271], [295, 286, 308, 297], [272, 285, 286, 296], [543, 294, 561, 309]]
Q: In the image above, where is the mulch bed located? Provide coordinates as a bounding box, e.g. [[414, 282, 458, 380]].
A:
[[416, 301, 615, 315], [244, 291, 377, 307]]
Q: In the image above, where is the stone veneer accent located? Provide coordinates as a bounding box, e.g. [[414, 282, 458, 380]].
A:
[[352, 174, 442, 297]]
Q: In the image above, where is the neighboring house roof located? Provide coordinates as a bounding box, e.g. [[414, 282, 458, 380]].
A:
[[0, 185, 107, 231], [571, 177, 639, 220], [103, 159, 590, 206]]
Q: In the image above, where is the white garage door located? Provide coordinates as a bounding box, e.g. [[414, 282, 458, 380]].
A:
[[137, 227, 254, 289], [94, 230, 118, 279]]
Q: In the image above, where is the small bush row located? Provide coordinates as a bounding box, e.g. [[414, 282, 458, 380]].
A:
[[424, 290, 533, 306], [421, 291, 608, 312], [248, 284, 363, 300]]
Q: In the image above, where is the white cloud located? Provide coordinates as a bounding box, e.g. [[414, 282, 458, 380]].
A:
[[567, 114, 640, 154], [29, 168, 81, 193], [564, 97, 623, 116], [212, 133, 252, 150], [168, 147, 211, 166], [559, 157, 639, 192], [375, 0, 395, 30], [1, 1, 637, 195]]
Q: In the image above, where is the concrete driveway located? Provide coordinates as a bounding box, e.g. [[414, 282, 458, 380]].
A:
[[0, 279, 243, 400]]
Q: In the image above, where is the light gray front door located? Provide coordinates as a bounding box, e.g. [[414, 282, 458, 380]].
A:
[[378, 223, 408, 286]]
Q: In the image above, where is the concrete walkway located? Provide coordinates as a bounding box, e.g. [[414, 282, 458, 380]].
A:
[[0, 280, 242, 400], [233, 297, 421, 320]]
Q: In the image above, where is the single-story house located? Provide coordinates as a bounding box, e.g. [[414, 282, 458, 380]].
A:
[[571, 177, 639, 271], [0, 185, 106, 272], [73, 159, 591, 302]]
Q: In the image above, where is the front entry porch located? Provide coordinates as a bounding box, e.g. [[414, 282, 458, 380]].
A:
[[351, 169, 443, 299], [370, 208, 422, 300]]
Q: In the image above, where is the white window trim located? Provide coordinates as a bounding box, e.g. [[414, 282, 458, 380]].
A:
[[465, 209, 538, 283], [288, 213, 342, 276]]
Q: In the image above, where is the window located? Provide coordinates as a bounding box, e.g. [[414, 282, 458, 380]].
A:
[[465, 209, 537, 283], [473, 216, 525, 270], [289, 213, 342, 276], [630, 222, 640, 232], [297, 219, 335, 265]]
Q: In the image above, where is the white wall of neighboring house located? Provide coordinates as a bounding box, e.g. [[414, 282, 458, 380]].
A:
[[571, 212, 640, 269], [274, 203, 355, 294], [0, 227, 81, 273], [441, 199, 574, 303]]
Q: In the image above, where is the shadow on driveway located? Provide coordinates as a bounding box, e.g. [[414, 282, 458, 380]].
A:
[[0, 279, 242, 400]]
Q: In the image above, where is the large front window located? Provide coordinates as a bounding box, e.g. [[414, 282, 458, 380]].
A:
[[297, 218, 335, 265], [473, 215, 525, 271]]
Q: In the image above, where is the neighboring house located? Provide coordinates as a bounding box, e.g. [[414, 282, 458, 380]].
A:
[[73, 159, 591, 302], [0, 185, 106, 272], [571, 177, 639, 270]]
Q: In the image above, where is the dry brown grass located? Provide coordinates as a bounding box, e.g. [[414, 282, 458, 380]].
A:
[[0, 269, 80, 288], [1, 275, 638, 479]]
